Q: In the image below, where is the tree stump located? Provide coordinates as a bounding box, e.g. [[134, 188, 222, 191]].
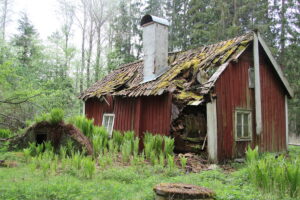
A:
[[153, 183, 215, 200]]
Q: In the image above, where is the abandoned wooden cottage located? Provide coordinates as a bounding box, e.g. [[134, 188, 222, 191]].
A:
[[80, 15, 293, 162]]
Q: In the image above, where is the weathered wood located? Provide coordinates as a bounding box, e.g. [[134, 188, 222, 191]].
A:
[[153, 183, 215, 200], [254, 32, 262, 135], [207, 99, 218, 162]]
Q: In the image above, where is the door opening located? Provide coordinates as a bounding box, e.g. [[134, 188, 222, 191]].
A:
[[36, 134, 47, 145]]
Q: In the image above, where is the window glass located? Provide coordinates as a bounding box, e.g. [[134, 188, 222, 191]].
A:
[[236, 110, 252, 141], [243, 114, 249, 137], [237, 113, 242, 138], [102, 114, 115, 137]]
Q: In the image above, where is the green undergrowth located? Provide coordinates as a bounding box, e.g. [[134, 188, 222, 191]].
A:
[[246, 145, 300, 199], [0, 153, 278, 200], [0, 129, 12, 138], [1, 147, 296, 200]]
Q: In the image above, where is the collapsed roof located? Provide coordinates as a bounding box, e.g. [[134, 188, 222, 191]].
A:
[[80, 32, 293, 104]]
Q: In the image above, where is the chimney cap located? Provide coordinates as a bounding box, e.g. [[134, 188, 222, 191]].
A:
[[140, 14, 169, 27]]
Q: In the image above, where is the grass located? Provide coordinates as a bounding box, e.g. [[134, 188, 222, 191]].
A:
[[0, 128, 12, 138], [0, 155, 272, 200], [1, 147, 298, 200], [246, 145, 300, 199]]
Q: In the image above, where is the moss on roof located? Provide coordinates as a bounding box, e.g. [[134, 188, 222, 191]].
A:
[[80, 32, 253, 103]]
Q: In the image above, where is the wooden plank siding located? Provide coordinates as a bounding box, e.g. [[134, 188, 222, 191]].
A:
[[215, 46, 287, 161], [85, 93, 172, 138]]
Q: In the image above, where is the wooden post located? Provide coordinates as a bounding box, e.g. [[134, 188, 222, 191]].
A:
[[253, 32, 262, 135]]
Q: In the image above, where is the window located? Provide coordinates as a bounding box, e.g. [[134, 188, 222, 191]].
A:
[[102, 114, 115, 137], [235, 109, 252, 141]]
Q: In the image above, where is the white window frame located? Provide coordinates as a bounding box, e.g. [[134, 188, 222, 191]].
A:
[[235, 109, 252, 141], [102, 113, 115, 137]]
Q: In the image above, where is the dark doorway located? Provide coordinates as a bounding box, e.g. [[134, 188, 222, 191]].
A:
[[36, 134, 47, 145]]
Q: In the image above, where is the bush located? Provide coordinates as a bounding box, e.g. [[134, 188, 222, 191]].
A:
[[163, 136, 174, 156], [50, 108, 64, 124], [179, 155, 188, 169], [246, 146, 300, 198], [245, 145, 259, 164], [121, 140, 132, 163], [0, 129, 12, 138], [112, 130, 123, 150], [82, 157, 95, 179], [144, 132, 175, 160], [71, 115, 94, 138]]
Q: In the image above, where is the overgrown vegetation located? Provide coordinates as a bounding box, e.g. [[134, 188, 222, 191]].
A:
[[0, 112, 299, 200], [0, 129, 12, 138], [2, 146, 298, 200], [246, 146, 300, 198]]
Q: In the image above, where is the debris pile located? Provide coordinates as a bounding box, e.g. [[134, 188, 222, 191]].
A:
[[172, 106, 207, 154], [176, 153, 209, 173]]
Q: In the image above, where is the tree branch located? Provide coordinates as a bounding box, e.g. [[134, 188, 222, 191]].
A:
[[0, 93, 42, 105]]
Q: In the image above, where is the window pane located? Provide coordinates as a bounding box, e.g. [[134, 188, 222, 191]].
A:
[[243, 114, 249, 137], [243, 124, 249, 137], [237, 125, 242, 138], [237, 113, 242, 138], [237, 113, 242, 125], [103, 116, 108, 128]]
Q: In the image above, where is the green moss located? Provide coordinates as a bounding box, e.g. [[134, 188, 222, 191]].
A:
[[176, 91, 203, 101], [220, 45, 238, 64], [172, 79, 185, 89]]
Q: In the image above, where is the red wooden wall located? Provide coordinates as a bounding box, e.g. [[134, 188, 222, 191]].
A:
[[215, 46, 287, 161], [85, 93, 172, 138]]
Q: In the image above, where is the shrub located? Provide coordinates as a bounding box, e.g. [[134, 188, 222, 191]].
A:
[[23, 148, 31, 163], [112, 130, 123, 150], [59, 146, 67, 159], [246, 149, 300, 198], [153, 135, 163, 155], [72, 151, 83, 170], [34, 113, 50, 123], [49, 108, 64, 124], [245, 146, 259, 164], [71, 115, 94, 138], [159, 153, 165, 167], [0, 129, 12, 138], [94, 126, 108, 139], [167, 154, 175, 170], [44, 141, 53, 152], [133, 138, 139, 156], [286, 161, 300, 197], [82, 157, 95, 179], [150, 151, 158, 165], [163, 137, 174, 156], [121, 140, 131, 163], [179, 155, 188, 170]]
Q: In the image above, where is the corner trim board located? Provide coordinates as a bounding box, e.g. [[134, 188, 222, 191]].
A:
[[254, 33, 263, 135], [257, 32, 294, 98], [285, 95, 289, 147], [207, 99, 218, 162]]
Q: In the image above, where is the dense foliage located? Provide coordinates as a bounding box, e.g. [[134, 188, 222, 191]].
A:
[[246, 146, 300, 198], [1, 144, 299, 200], [0, 0, 299, 135]]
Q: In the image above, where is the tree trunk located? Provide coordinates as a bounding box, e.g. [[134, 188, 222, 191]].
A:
[[280, 0, 286, 65], [95, 26, 101, 82], [80, 2, 87, 113], [86, 19, 94, 87], [1, 0, 8, 41]]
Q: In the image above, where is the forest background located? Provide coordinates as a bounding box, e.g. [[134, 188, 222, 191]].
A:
[[0, 0, 299, 136]]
